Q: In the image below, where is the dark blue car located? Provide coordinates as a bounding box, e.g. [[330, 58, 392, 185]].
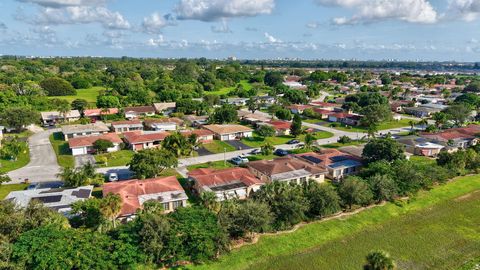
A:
[[274, 149, 289, 156]]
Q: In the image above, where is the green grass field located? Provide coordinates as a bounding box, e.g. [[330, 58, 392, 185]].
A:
[[322, 140, 365, 149], [49, 132, 74, 168], [189, 174, 480, 270], [309, 119, 411, 133], [0, 183, 28, 199], [208, 80, 253, 96], [95, 150, 134, 168], [48, 86, 104, 105], [202, 141, 236, 154], [187, 160, 234, 171], [0, 143, 30, 174], [241, 131, 334, 148]]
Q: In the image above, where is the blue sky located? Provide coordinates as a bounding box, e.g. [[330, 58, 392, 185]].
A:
[[0, 0, 479, 61]]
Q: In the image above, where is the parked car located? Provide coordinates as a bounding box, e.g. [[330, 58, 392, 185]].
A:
[[108, 173, 119, 182], [230, 156, 249, 165], [274, 149, 290, 156], [250, 149, 262, 155], [286, 139, 300, 145]]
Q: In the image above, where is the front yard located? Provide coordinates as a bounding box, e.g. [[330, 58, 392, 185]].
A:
[[201, 140, 236, 154], [0, 142, 30, 174], [306, 118, 412, 133], [241, 131, 334, 148], [95, 150, 135, 167], [49, 132, 74, 168], [0, 183, 28, 199]]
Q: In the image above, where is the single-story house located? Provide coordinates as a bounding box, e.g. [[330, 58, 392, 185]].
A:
[[178, 129, 214, 143], [390, 100, 411, 113], [61, 122, 110, 141], [144, 118, 184, 131], [310, 101, 338, 111], [203, 124, 253, 141], [111, 120, 144, 133], [247, 157, 326, 184], [103, 176, 188, 219], [68, 133, 122, 156], [83, 108, 119, 120], [420, 125, 480, 149], [403, 106, 440, 118], [124, 106, 156, 119], [153, 102, 176, 115], [41, 110, 81, 125], [295, 149, 362, 181], [397, 135, 444, 157], [287, 104, 313, 114], [221, 98, 249, 106], [238, 110, 272, 124], [312, 108, 336, 119], [257, 120, 291, 136], [328, 112, 362, 126], [188, 167, 264, 201], [123, 131, 170, 151], [183, 115, 209, 127], [6, 185, 93, 214]]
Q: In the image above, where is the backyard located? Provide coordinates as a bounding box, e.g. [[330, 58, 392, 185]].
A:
[[49, 132, 74, 168], [48, 86, 104, 105], [189, 174, 480, 270]]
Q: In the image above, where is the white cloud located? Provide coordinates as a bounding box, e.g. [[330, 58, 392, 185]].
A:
[[448, 0, 480, 21], [175, 0, 275, 21], [316, 0, 438, 24], [142, 13, 174, 33], [211, 19, 232, 33], [264, 32, 280, 43]]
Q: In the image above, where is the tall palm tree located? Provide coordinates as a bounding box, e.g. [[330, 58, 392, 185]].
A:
[[200, 191, 220, 213], [100, 193, 122, 229], [365, 250, 395, 270], [58, 101, 71, 123]]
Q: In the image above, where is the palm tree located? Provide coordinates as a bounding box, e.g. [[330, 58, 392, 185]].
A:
[[408, 120, 416, 131], [365, 250, 395, 270], [260, 142, 275, 155], [303, 133, 316, 149], [58, 101, 71, 123], [417, 119, 429, 129], [100, 193, 122, 229], [200, 191, 220, 213]]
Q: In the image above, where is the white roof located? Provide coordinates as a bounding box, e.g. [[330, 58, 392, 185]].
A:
[[41, 110, 81, 120], [416, 142, 445, 149]]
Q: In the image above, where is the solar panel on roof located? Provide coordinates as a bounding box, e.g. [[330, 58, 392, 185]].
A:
[[302, 155, 323, 164], [33, 195, 63, 203], [330, 156, 348, 162]]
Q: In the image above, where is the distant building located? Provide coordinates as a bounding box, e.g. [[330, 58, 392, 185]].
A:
[[41, 110, 81, 125], [6, 186, 93, 214], [61, 122, 110, 141], [153, 102, 176, 115], [144, 118, 184, 131], [124, 106, 156, 119], [111, 120, 144, 133], [83, 108, 119, 120]]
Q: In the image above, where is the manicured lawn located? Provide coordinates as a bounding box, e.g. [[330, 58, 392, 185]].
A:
[[189, 174, 480, 270], [95, 150, 134, 168], [187, 160, 234, 171], [241, 131, 334, 148], [247, 154, 278, 162], [322, 140, 366, 149], [312, 119, 411, 133], [49, 132, 74, 168], [48, 86, 104, 105], [202, 141, 236, 154], [299, 131, 334, 140], [0, 143, 30, 174], [208, 80, 253, 96], [0, 183, 28, 199], [376, 118, 413, 130]]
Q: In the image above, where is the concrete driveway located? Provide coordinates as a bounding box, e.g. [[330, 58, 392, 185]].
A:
[[74, 154, 96, 168], [8, 129, 61, 184], [225, 140, 252, 150]]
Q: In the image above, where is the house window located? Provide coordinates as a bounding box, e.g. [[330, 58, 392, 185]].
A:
[[300, 177, 307, 183], [163, 202, 170, 211], [172, 200, 183, 209]]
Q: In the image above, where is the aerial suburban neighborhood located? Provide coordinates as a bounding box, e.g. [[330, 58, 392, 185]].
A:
[[0, 0, 480, 269]]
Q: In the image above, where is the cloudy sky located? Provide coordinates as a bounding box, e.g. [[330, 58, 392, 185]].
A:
[[0, 0, 479, 61]]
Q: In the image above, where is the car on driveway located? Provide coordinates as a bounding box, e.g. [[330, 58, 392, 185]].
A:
[[249, 149, 262, 155], [230, 156, 249, 165], [274, 149, 290, 156], [286, 139, 300, 145]]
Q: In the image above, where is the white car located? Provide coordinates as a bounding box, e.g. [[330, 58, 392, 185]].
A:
[[230, 156, 249, 165], [108, 173, 119, 182]]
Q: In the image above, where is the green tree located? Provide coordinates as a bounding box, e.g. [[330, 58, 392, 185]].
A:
[[362, 137, 405, 164], [162, 132, 198, 157], [0, 108, 39, 132], [93, 139, 114, 154], [443, 104, 472, 126], [40, 77, 76, 96], [303, 181, 341, 218], [264, 71, 283, 87], [96, 95, 120, 110], [199, 191, 221, 213], [303, 133, 316, 149], [57, 100, 71, 122], [257, 125, 276, 138], [99, 193, 122, 229], [275, 108, 292, 121], [246, 97, 260, 114], [290, 114, 303, 137], [260, 142, 275, 155], [71, 99, 89, 115], [0, 137, 27, 161], [365, 250, 396, 270], [432, 112, 448, 128], [366, 174, 398, 202], [337, 176, 373, 209], [128, 148, 178, 179], [211, 104, 238, 124]]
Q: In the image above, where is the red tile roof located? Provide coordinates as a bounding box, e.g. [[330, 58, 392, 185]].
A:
[[124, 106, 155, 114], [267, 120, 291, 131], [123, 131, 169, 144], [310, 101, 337, 107], [420, 125, 480, 141], [68, 133, 122, 148], [313, 108, 335, 115], [287, 104, 313, 111], [179, 129, 214, 137], [188, 167, 263, 188], [102, 176, 185, 216], [84, 108, 119, 117], [247, 156, 326, 176]]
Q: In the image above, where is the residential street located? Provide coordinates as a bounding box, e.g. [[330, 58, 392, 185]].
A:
[[8, 129, 61, 184]]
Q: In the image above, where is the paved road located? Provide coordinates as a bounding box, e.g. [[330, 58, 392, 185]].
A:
[[8, 129, 61, 184]]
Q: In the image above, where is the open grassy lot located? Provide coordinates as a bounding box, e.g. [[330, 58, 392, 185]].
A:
[[202, 140, 236, 154], [0, 142, 30, 174], [208, 80, 253, 96], [95, 150, 134, 167], [241, 131, 334, 148], [48, 86, 104, 105], [49, 132, 74, 168], [310, 119, 411, 133], [322, 140, 366, 149], [189, 174, 480, 270], [409, 155, 436, 166], [0, 183, 28, 199], [187, 160, 234, 171]]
